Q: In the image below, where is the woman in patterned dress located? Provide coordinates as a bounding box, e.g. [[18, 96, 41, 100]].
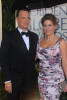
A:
[[37, 14, 67, 100]]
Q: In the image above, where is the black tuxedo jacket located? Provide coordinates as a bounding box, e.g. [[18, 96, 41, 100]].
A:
[[1, 28, 38, 91]]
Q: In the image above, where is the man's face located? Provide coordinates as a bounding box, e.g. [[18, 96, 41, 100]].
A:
[[16, 10, 30, 31]]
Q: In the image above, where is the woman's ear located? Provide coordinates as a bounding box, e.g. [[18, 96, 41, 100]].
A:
[[54, 25, 57, 30]]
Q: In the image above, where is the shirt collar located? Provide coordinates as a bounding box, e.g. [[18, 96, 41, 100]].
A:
[[17, 27, 28, 33]]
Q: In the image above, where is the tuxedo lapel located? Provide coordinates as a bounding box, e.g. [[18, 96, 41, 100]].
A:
[[14, 28, 29, 52], [29, 31, 34, 53]]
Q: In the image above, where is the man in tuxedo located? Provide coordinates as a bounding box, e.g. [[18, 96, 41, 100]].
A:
[[1, 8, 38, 100]]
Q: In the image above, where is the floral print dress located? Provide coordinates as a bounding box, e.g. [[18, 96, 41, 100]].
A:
[[37, 38, 65, 100]]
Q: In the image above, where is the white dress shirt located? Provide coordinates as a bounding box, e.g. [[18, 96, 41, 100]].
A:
[[18, 27, 29, 50], [4, 27, 29, 83]]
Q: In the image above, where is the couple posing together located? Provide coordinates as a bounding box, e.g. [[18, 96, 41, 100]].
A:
[[1, 8, 67, 100]]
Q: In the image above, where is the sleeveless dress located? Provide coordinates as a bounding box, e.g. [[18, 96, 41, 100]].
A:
[[37, 38, 65, 100]]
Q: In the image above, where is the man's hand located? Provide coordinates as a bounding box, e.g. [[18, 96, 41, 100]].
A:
[[5, 82, 12, 93]]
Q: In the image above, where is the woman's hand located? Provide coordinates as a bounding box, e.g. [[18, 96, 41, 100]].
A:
[[64, 84, 67, 92]]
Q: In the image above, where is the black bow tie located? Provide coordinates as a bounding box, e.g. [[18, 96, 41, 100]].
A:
[[21, 32, 29, 37]]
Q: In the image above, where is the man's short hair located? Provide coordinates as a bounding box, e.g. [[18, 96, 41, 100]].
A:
[[16, 7, 30, 17]]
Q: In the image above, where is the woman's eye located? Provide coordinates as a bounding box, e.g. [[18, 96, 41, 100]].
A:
[[43, 24, 53, 27], [43, 25, 47, 27], [48, 24, 52, 26]]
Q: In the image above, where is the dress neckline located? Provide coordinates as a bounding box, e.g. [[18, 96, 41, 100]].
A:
[[39, 38, 62, 49]]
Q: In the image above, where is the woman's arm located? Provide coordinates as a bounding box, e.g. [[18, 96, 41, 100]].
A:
[[60, 39, 67, 78], [60, 39, 67, 92]]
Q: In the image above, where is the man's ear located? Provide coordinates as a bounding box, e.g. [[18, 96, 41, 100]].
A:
[[16, 17, 18, 27], [16, 17, 18, 22]]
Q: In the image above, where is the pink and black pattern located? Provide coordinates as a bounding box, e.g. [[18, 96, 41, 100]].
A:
[[37, 38, 65, 100]]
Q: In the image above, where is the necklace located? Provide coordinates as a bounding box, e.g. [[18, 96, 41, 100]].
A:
[[45, 35, 55, 41]]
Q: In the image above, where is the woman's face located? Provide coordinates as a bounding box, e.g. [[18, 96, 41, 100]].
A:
[[43, 20, 56, 36]]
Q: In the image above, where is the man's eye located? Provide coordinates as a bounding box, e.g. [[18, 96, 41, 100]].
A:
[[22, 17, 25, 19], [28, 17, 31, 20]]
